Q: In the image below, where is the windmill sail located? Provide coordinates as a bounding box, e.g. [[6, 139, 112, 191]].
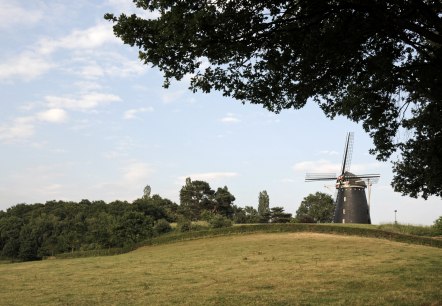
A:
[[340, 132, 354, 177], [304, 132, 380, 224]]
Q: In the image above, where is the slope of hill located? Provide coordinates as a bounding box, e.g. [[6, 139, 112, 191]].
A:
[[1, 232, 441, 305], [148, 223, 442, 248]]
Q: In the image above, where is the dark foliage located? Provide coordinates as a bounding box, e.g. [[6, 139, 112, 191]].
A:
[[0, 195, 178, 261], [106, 1, 442, 199], [270, 207, 292, 223], [154, 219, 172, 234], [179, 178, 235, 220], [295, 192, 336, 223]]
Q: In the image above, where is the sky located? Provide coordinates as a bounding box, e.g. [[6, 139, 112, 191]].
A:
[[1, 0, 441, 225]]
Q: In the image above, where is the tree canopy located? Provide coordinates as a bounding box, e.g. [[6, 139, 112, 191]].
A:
[[295, 192, 336, 223], [0, 196, 178, 261], [105, 1, 442, 199], [179, 177, 236, 219], [270, 206, 292, 223]]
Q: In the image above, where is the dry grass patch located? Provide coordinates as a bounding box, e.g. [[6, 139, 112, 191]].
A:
[[0, 233, 441, 305]]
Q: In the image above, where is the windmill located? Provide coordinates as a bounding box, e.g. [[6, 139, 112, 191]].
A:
[[305, 132, 380, 224]]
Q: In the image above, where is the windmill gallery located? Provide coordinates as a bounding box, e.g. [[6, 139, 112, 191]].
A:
[[305, 133, 380, 224]]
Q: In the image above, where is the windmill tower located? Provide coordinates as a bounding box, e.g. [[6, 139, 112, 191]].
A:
[[305, 132, 380, 224]]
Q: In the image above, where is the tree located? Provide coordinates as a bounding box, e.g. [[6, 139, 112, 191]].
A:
[[105, 1, 442, 199], [132, 197, 168, 221], [295, 192, 336, 223], [232, 205, 247, 224], [149, 194, 179, 222], [270, 207, 292, 223], [0, 216, 23, 259], [213, 186, 235, 218], [114, 211, 154, 246], [179, 177, 215, 220], [143, 185, 152, 199], [242, 206, 261, 224], [258, 191, 270, 222]]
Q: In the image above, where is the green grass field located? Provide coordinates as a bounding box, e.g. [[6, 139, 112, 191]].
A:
[[1, 232, 441, 305]]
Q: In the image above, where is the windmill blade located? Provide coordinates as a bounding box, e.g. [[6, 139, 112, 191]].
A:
[[346, 174, 380, 181], [305, 173, 337, 181], [353, 176, 380, 184], [340, 132, 354, 176]]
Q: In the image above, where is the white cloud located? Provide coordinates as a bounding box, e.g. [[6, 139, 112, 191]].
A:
[[350, 162, 384, 173], [78, 64, 105, 79], [93, 161, 154, 197], [0, 117, 35, 142], [0, 2, 43, 29], [319, 150, 339, 156], [1, 21, 144, 82], [37, 108, 68, 123], [0, 52, 54, 81], [124, 107, 154, 120], [45, 92, 121, 111], [106, 0, 161, 19], [293, 159, 340, 173], [105, 59, 147, 77], [40, 183, 63, 195], [0, 107, 69, 142], [179, 172, 238, 182], [67, 53, 147, 80], [122, 162, 153, 184], [220, 113, 240, 123], [73, 81, 103, 92], [37, 23, 118, 55]]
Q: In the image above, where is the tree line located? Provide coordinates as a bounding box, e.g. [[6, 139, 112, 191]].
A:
[[0, 178, 335, 261], [0, 195, 178, 261]]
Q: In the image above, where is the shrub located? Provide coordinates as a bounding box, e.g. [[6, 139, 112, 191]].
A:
[[434, 216, 442, 235], [177, 218, 192, 232], [294, 214, 315, 223], [154, 219, 172, 234], [200, 210, 216, 222], [378, 223, 437, 237], [208, 215, 232, 228]]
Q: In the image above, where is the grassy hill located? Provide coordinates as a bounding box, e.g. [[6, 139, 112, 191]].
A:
[[0, 226, 441, 305]]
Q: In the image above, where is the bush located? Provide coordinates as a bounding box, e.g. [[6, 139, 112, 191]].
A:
[[294, 214, 315, 223], [200, 210, 216, 222], [208, 215, 232, 228], [154, 219, 172, 234], [177, 218, 192, 232], [378, 223, 438, 237], [434, 216, 442, 235]]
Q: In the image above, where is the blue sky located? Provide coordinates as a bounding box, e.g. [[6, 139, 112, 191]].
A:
[[1, 0, 441, 225]]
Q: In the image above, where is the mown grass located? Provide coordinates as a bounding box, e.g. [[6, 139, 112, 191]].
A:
[[147, 223, 442, 249], [41, 223, 441, 261], [0, 232, 441, 305]]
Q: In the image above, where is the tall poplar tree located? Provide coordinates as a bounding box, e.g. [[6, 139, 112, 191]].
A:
[[258, 191, 270, 222]]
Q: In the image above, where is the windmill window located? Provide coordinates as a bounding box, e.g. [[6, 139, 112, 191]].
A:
[[343, 209, 345, 214], [344, 197, 346, 202]]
